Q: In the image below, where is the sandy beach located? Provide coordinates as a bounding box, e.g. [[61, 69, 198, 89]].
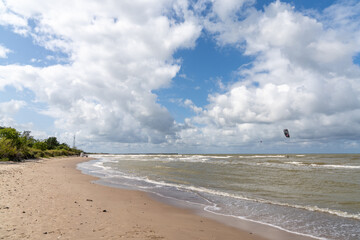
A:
[[0, 157, 313, 240]]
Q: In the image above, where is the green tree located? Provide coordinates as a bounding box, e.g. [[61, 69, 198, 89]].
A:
[[33, 141, 48, 151], [0, 127, 22, 149], [21, 131, 34, 145], [0, 127, 20, 141], [45, 137, 60, 150], [57, 143, 70, 150]]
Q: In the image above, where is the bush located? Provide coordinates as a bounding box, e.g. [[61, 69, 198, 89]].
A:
[[57, 143, 70, 151], [28, 148, 41, 159], [51, 150, 62, 157], [34, 151, 45, 158], [33, 141, 48, 151], [0, 138, 17, 161]]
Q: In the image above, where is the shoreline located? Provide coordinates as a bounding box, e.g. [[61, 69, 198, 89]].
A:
[[1, 157, 313, 239]]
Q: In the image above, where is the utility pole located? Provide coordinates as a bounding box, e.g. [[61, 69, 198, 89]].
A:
[[73, 135, 76, 149]]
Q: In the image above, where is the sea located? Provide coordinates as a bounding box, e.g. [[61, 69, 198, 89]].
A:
[[77, 154, 360, 240]]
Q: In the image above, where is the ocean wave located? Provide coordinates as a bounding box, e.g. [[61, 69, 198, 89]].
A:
[[313, 164, 360, 169], [239, 155, 286, 158], [89, 154, 213, 163], [284, 161, 360, 169], [84, 156, 360, 222], [202, 207, 326, 240], [255, 160, 360, 171], [90, 154, 298, 165], [165, 182, 360, 220], [90, 160, 360, 221], [210, 156, 233, 159]]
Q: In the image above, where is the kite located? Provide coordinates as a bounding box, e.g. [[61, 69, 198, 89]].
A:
[[283, 129, 290, 138]]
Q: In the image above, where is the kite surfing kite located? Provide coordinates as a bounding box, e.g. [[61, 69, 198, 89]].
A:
[[283, 129, 290, 138]]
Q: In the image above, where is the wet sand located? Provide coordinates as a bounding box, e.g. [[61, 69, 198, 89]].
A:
[[0, 157, 313, 240]]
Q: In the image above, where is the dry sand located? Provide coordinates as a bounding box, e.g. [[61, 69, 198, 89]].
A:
[[0, 157, 313, 240]]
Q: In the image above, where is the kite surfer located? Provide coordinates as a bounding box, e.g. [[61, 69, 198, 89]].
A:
[[283, 129, 290, 138], [283, 129, 290, 158]]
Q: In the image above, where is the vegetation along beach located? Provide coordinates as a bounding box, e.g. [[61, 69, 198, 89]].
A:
[[0, 127, 81, 161]]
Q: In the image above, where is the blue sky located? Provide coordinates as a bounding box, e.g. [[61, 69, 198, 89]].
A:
[[156, 36, 253, 123], [1, 0, 360, 153]]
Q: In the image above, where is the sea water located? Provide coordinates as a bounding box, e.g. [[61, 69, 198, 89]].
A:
[[77, 154, 360, 240]]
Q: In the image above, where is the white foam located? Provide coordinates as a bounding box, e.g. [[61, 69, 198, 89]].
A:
[[202, 208, 326, 240], [239, 155, 286, 158], [312, 164, 360, 169], [285, 161, 306, 166], [263, 161, 360, 170]]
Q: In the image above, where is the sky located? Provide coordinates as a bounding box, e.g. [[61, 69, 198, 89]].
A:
[[0, 0, 360, 154]]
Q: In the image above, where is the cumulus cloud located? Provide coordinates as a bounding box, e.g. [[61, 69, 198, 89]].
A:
[[211, 0, 255, 22], [0, 0, 202, 146], [0, 99, 26, 127], [178, 0, 360, 151], [184, 99, 203, 113], [0, 1, 28, 34], [0, 44, 11, 58], [0, 99, 26, 115]]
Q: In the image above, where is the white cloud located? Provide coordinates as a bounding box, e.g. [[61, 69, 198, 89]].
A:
[[0, 45, 11, 58], [177, 0, 360, 151], [184, 99, 203, 113], [0, 0, 202, 147], [212, 0, 255, 22], [0, 1, 28, 34], [0, 99, 26, 115], [0, 100, 27, 128]]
